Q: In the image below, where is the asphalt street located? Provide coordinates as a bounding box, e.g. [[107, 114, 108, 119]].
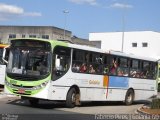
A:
[[0, 92, 159, 120]]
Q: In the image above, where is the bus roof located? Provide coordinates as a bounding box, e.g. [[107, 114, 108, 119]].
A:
[[10, 38, 158, 62], [69, 42, 158, 62], [69, 43, 109, 54], [109, 50, 158, 62]]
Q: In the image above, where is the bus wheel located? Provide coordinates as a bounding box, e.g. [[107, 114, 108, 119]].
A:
[[66, 88, 76, 108], [125, 89, 134, 105], [29, 99, 39, 107]]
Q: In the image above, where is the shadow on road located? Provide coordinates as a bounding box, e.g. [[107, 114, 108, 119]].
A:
[[7, 98, 150, 109], [7, 99, 66, 109], [80, 100, 150, 107]]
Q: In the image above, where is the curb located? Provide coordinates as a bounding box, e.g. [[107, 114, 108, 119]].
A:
[[136, 105, 160, 115], [136, 106, 160, 120], [136, 106, 152, 115]]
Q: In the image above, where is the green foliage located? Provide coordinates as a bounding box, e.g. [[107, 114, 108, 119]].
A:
[[151, 98, 160, 109]]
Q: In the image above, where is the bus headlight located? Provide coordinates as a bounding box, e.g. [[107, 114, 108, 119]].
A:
[[5, 80, 12, 87], [32, 81, 48, 90]]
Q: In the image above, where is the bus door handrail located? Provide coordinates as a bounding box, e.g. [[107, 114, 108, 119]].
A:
[[2, 45, 10, 64]]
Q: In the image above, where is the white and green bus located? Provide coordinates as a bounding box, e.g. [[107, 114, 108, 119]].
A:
[[158, 63, 160, 92], [4, 38, 158, 107], [0, 44, 9, 85]]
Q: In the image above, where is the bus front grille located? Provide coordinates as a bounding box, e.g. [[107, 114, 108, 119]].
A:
[[12, 89, 32, 95]]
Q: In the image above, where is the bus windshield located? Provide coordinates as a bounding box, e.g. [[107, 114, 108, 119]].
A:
[[0, 48, 3, 64], [7, 40, 51, 78]]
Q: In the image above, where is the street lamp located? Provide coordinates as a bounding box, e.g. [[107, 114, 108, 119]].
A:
[[121, 1, 127, 52], [0, 31, 2, 43], [121, 10, 125, 52], [63, 10, 69, 40]]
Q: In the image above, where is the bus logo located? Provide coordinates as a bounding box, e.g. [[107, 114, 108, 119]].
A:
[[89, 80, 100, 85]]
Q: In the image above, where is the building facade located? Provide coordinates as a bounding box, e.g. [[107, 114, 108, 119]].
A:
[[0, 25, 99, 47], [71, 36, 101, 48], [0, 25, 72, 44], [89, 31, 160, 59]]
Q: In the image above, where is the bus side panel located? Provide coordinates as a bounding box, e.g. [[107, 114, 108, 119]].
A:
[[48, 71, 107, 101], [129, 78, 157, 100], [106, 76, 129, 101], [48, 84, 70, 100], [106, 89, 127, 101], [108, 76, 129, 88], [80, 88, 107, 101]]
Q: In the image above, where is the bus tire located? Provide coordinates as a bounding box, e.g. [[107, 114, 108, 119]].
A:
[[125, 89, 134, 105], [66, 88, 76, 108], [29, 99, 39, 107]]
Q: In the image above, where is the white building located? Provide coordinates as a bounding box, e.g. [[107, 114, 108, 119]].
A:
[[89, 31, 160, 59]]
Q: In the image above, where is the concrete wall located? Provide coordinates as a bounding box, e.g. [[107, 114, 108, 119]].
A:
[[89, 31, 160, 59]]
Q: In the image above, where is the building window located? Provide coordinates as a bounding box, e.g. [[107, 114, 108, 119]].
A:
[[142, 42, 148, 47], [42, 35, 49, 39], [22, 34, 25, 38], [29, 35, 36, 38], [9, 34, 16, 39], [132, 43, 137, 47]]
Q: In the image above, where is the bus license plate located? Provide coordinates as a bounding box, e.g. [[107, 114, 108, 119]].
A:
[[18, 89, 25, 94]]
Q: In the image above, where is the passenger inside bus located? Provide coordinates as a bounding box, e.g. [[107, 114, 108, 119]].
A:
[[104, 65, 109, 74], [72, 63, 80, 72], [37, 61, 48, 75], [110, 58, 117, 75], [118, 68, 123, 76], [89, 64, 95, 73], [80, 63, 87, 73]]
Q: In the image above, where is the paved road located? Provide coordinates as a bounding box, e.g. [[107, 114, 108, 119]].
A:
[[0, 95, 147, 120], [1, 92, 160, 120]]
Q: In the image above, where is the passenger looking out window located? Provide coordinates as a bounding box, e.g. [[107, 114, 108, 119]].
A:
[[110, 58, 117, 75], [80, 63, 87, 73]]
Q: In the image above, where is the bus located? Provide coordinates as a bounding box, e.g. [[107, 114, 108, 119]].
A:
[[0, 44, 9, 85], [158, 63, 160, 92], [4, 38, 158, 107]]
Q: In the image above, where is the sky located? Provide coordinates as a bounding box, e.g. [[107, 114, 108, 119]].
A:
[[0, 0, 160, 39]]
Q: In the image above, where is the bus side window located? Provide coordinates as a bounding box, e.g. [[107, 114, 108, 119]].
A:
[[72, 49, 86, 73], [117, 57, 129, 77], [130, 59, 138, 78]]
